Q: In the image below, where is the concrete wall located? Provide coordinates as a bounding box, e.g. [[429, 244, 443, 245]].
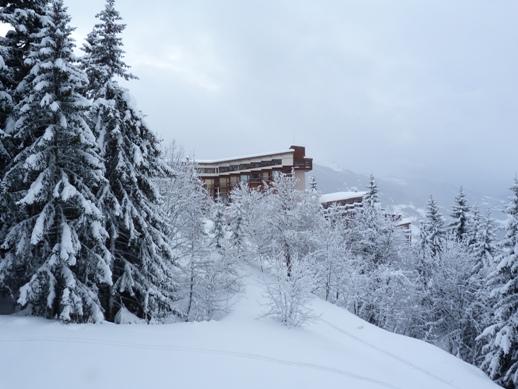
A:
[[295, 170, 306, 191]]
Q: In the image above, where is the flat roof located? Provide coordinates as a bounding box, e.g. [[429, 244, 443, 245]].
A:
[[320, 191, 367, 204], [197, 149, 295, 165]]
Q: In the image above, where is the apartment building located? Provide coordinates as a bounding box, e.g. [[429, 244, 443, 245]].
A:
[[196, 145, 313, 198]]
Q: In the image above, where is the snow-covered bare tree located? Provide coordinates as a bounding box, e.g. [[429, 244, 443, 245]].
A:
[[479, 179, 518, 388], [227, 183, 263, 262], [263, 254, 315, 327], [0, 0, 111, 322], [159, 150, 240, 321], [419, 239, 486, 362], [81, 0, 175, 321], [313, 211, 349, 303], [251, 173, 322, 326]]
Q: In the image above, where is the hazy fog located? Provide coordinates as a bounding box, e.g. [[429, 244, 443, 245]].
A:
[[8, 1, 518, 194]]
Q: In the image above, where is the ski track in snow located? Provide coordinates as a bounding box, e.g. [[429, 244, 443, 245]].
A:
[[319, 318, 460, 389], [0, 336, 400, 389]]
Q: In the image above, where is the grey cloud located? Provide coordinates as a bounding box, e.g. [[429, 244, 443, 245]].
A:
[[65, 0, 518, 195]]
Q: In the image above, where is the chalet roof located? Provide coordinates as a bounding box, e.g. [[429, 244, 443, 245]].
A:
[[319, 191, 367, 204]]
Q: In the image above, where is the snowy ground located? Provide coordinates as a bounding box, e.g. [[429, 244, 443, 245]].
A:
[[0, 266, 498, 389]]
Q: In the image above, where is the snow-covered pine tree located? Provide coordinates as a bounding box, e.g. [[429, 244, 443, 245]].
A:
[[467, 206, 482, 249], [468, 207, 497, 273], [80, 0, 135, 98], [449, 187, 470, 243], [347, 176, 401, 269], [414, 196, 447, 335], [81, 0, 175, 322], [0, 0, 48, 131], [479, 179, 518, 388], [420, 196, 446, 260], [0, 1, 48, 260], [309, 175, 318, 193], [211, 197, 225, 251], [364, 174, 379, 207], [0, 0, 111, 322], [0, 45, 11, 171]]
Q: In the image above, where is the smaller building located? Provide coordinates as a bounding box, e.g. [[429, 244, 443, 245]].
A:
[[320, 191, 412, 236], [196, 145, 313, 199], [320, 191, 367, 210]]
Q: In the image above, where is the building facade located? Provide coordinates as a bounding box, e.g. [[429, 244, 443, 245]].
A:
[[196, 145, 313, 198], [320, 191, 412, 236]]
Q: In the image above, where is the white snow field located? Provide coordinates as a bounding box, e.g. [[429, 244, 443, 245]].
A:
[[0, 266, 498, 389]]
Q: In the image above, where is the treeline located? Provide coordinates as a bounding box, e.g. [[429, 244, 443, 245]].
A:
[[0, 0, 180, 322], [223, 174, 517, 389], [0, 0, 239, 325], [0, 1, 516, 388]]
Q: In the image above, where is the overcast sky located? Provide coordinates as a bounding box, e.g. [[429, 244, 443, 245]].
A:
[[6, 1, 518, 192]]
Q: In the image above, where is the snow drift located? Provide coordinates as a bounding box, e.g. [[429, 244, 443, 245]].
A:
[[0, 266, 498, 389]]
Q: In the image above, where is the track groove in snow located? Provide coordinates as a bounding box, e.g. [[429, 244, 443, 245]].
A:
[[0, 336, 399, 389], [319, 319, 460, 389], [0, 265, 498, 389]]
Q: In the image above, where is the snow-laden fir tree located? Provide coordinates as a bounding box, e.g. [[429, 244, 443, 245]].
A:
[[420, 196, 446, 260], [0, 0, 111, 322], [469, 208, 497, 271], [345, 178, 410, 327], [81, 0, 175, 321], [479, 179, 518, 388], [309, 175, 318, 193], [211, 197, 226, 251], [449, 187, 470, 243], [0, 1, 48, 258], [364, 174, 379, 207], [0, 0, 48, 131], [80, 0, 135, 98]]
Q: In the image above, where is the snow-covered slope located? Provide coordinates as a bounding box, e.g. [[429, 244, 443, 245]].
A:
[[0, 266, 498, 389]]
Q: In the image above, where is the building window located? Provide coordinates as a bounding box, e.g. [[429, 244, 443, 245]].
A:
[[240, 175, 249, 184], [205, 178, 214, 189], [219, 177, 230, 188]]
